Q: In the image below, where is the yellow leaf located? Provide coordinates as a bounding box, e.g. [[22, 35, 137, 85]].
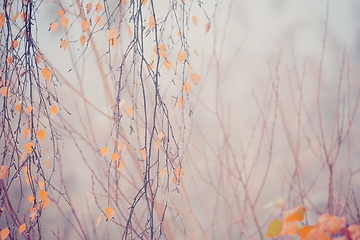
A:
[[25, 142, 34, 155], [61, 39, 68, 51], [19, 224, 26, 235], [183, 82, 191, 95], [39, 190, 47, 199], [156, 139, 160, 151], [41, 67, 51, 82], [81, 20, 90, 32], [149, 14, 155, 29], [266, 219, 282, 237], [108, 29, 117, 40], [104, 206, 114, 222], [37, 129, 45, 141], [1, 227, 9, 240], [141, 149, 146, 159], [0, 165, 9, 180], [111, 153, 119, 162], [60, 16, 68, 28], [177, 97, 185, 110], [284, 206, 306, 222], [80, 35, 86, 45], [45, 159, 50, 169], [28, 195, 35, 204], [38, 180, 45, 190], [118, 161, 124, 171], [86, 3, 92, 13], [58, 8, 65, 17], [191, 73, 200, 85], [51, 106, 58, 117], [126, 106, 133, 116], [24, 127, 30, 138], [178, 50, 187, 63], [1, 87, 8, 98], [159, 169, 165, 177], [192, 16, 197, 26], [95, 3, 102, 13], [205, 22, 211, 32], [101, 147, 108, 157], [95, 15, 103, 27], [50, 22, 59, 32], [96, 214, 102, 226]]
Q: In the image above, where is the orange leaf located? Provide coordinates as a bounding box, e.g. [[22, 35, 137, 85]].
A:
[[178, 50, 187, 63], [81, 20, 90, 32], [1, 87, 8, 98], [119, 99, 126, 110], [158, 132, 164, 140], [159, 169, 165, 177], [284, 206, 306, 222], [192, 16, 197, 26], [117, 140, 121, 152], [7, 56, 13, 66], [127, 25, 132, 36], [35, 52, 42, 64], [0, 14, 5, 29], [25, 142, 34, 155], [28, 195, 35, 204], [101, 146, 108, 157], [96, 3, 102, 13], [51, 106, 58, 117], [118, 161, 124, 171], [121, 0, 126, 7], [164, 58, 172, 71], [104, 206, 114, 221], [318, 213, 344, 234], [141, 0, 147, 5], [123, 143, 127, 152], [149, 14, 155, 29], [194, 49, 198, 56], [156, 139, 160, 151], [205, 22, 211, 32], [37, 129, 45, 141], [177, 97, 185, 110], [41, 67, 51, 82], [11, 39, 18, 49], [111, 153, 119, 162], [58, 8, 65, 17], [110, 38, 118, 47], [46, 148, 49, 155], [21, 152, 25, 164], [61, 39, 68, 51], [26, 105, 32, 115], [281, 220, 300, 235], [60, 16, 68, 28], [126, 106, 133, 116], [45, 159, 50, 169], [38, 180, 45, 190], [191, 73, 200, 85], [140, 149, 146, 159], [1, 227, 9, 240], [50, 22, 59, 32], [86, 3, 92, 14], [305, 228, 330, 240], [183, 82, 191, 95], [12, 11, 19, 22], [95, 15, 103, 27], [80, 35, 86, 45], [24, 127, 30, 138], [266, 219, 282, 237], [19, 224, 26, 235], [0, 165, 9, 180], [40, 197, 50, 210], [108, 29, 117, 40], [96, 214, 102, 226], [300, 225, 315, 239], [39, 190, 47, 199]]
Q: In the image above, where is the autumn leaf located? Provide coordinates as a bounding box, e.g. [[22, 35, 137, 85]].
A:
[[60, 16, 68, 28], [19, 224, 26, 235], [39, 190, 47, 199], [156, 139, 160, 151], [0, 227, 9, 240], [96, 214, 102, 226], [86, 3, 92, 13], [37, 129, 45, 141], [158, 132, 164, 140], [305, 228, 330, 240], [164, 58, 172, 71], [118, 161, 124, 171], [191, 73, 200, 85], [26, 105, 32, 115], [1, 87, 8, 98], [108, 29, 117, 40], [284, 206, 306, 222], [30, 205, 39, 222], [12, 11, 19, 22], [267, 219, 282, 237], [104, 206, 114, 221], [281, 220, 300, 235], [28, 195, 35, 204], [0, 165, 9, 180], [40, 197, 50, 210], [11, 39, 18, 49], [111, 153, 119, 162], [121, 0, 126, 7], [96, 3, 102, 13], [50, 22, 59, 32], [81, 20, 90, 32], [141, 149, 146, 159], [0, 14, 5, 29], [127, 25, 132, 36], [149, 14, 155, 29], [194, 49, 198, 56], [192, 16, 197, 26], [38, 180, 45, 190], [317, 213, 344, 234], [101, 146, 108, 157], [119, 99, 126, 110], [25, 142, 34, 155], [183, 82, 191, 95], [80, 35, 86, 45], [126, 106, 133, 116], [110, 38, 118, 48], [300, 225, 315, 239], [95, 15, 103, 26], [178, 50, 187, 63], [45, 159, 50, 169], [7, 56, 13, 65], [41, 67, 51, 82], [142, 0, 147, 5], [177, 97, 185, 110], [61, 39, 68, 51], [51, 106, 58, 117], [159, 169, 165, 177], [205, 22, 211, 32], [24, 127, 30, 138], [58, 8, 65, 17]]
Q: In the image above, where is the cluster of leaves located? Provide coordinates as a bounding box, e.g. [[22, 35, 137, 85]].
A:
[[267, 206, 360, 240]]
